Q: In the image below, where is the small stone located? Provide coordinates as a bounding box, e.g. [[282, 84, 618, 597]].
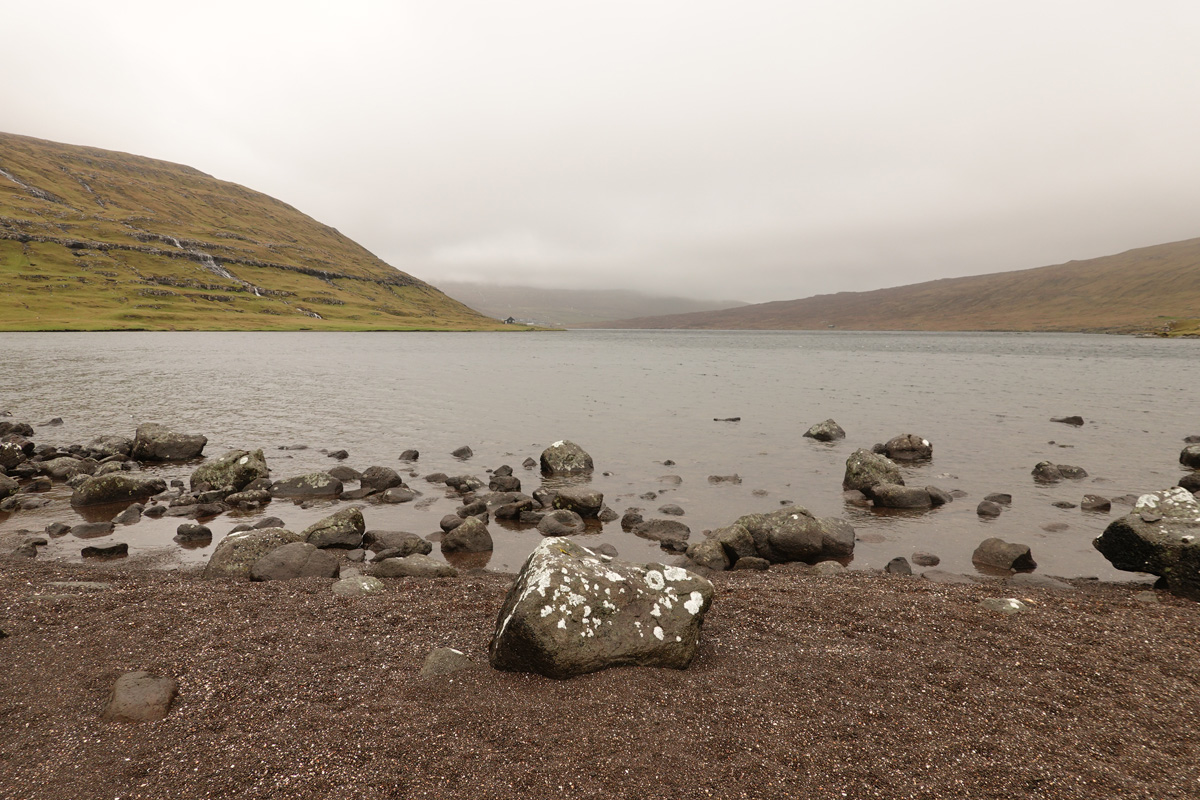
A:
[[102, 672, 178, 723], [984, 493, 1013, 506], [976, 500, 1003, 518], [451, 445, 474, 459], [331, 575, 385, 597], [420, 647, 477, 679], [885, 556, 913, 576], [979, 597, 1029, 615]]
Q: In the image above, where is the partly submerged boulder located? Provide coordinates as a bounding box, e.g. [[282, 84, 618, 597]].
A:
[[803, 419, 846, 442], [269, 473, 343, 499], [882, 433, 933, 461], [70, 474, 167, 507], [540, 440, 594, 475], [131, 423, 207, 461], [1093, 487, 1200, 599], [553, 487, 604, 518], [190, 449, 269, 493], [972, 538, 1037, 571], [489, 537, 714, 679], [842, 449, 903, 492], [733, 506, 855, 564]]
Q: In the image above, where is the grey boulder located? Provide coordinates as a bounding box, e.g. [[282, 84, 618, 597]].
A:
[[131, 423, 207, 461], [70, 474, 167, 507], [374, 554, 458, 578], [537, 509, 587, 536], [733, 506, 855, 564], [803, 419, 846, 442], [553, 487, 605, 518], [972, 538, 1037, 571], [489, 537, 714, 679], [1093, 487, 1200, 599], [882, 433, 933, 461], [250, 541, 340, 581], [440, 515, 493, 553], [269, 473, 343, 499], [842, 449, 903, 492], [189, 449, 270, 493], [203, 527, 305, 579], [540, 440, 594, 475], [303, 507, 366, 548]]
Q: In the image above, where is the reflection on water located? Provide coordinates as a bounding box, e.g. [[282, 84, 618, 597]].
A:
[[2, 330, 1198, 579]]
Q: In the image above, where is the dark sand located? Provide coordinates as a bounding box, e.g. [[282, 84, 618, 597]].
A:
[[2, 557, 1198, 800]]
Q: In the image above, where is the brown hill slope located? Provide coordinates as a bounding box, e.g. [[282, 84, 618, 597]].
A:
[[595, 239, 1200, 334], [0, 132, 504, 331]]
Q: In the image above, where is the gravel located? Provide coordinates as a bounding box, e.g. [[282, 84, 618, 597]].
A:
[[2, 557, 1198, 799]]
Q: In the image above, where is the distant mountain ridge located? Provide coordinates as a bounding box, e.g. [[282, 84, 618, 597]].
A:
[[0, 132, 504, 330], [593, 238, 1200, 335], [438, 281, 747, 325]]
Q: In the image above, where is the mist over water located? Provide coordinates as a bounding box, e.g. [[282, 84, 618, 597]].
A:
[[3, 330, 1197, 580]]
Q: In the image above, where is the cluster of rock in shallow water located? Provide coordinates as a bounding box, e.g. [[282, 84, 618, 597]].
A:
[[4, 415, 1200, 688]]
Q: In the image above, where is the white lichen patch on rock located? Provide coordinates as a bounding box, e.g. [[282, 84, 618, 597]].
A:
[[489, 537, 715, 678]]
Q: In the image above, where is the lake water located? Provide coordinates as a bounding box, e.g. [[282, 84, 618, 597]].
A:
[[2, 330, 1198, 581]]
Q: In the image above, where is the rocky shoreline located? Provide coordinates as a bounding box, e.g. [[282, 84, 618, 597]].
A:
[[4, 418, 1200, 796]]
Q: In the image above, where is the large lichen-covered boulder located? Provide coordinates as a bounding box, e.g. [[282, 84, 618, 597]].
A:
[[540, 440, 594, 475], [190, 449, 269, 493], [203, 527, 305, 579], [733, 506, 855, 564], [1094, 487, 1200, 599], [70, 474, 167, 507], [269, 472, 343, 499], [0, 441, 28, 470], [842, 449, 903, 492], [489, 537, 714, 679], [302, 507, 366, 548], [131, 423, 207, 461], [882, 433, 933, 461]]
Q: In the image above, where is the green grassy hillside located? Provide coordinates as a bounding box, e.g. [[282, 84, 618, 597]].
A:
[[0, 132, 507, 331], [594, 239, 1200, 335]]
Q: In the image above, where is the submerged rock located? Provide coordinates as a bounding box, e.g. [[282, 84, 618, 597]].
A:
[[537, 509, 586, 537], [489, 537, 714, 679]]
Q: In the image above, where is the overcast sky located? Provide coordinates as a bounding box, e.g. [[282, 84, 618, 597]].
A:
[[5, 1, 1200, 303]]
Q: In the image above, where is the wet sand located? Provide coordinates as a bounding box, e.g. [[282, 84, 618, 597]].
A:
[[2, 556, 1198, 799]]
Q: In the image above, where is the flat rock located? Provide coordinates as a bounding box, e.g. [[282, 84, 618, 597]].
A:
[[732, 506, 854, 564], [331, 575, 385, 597], [373, 554, 458, 578], [102, 672, 178, 723], [132, 423, 206, 461]]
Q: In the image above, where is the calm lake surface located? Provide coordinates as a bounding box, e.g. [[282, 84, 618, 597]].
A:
[[2, 330, 1198, 581]]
